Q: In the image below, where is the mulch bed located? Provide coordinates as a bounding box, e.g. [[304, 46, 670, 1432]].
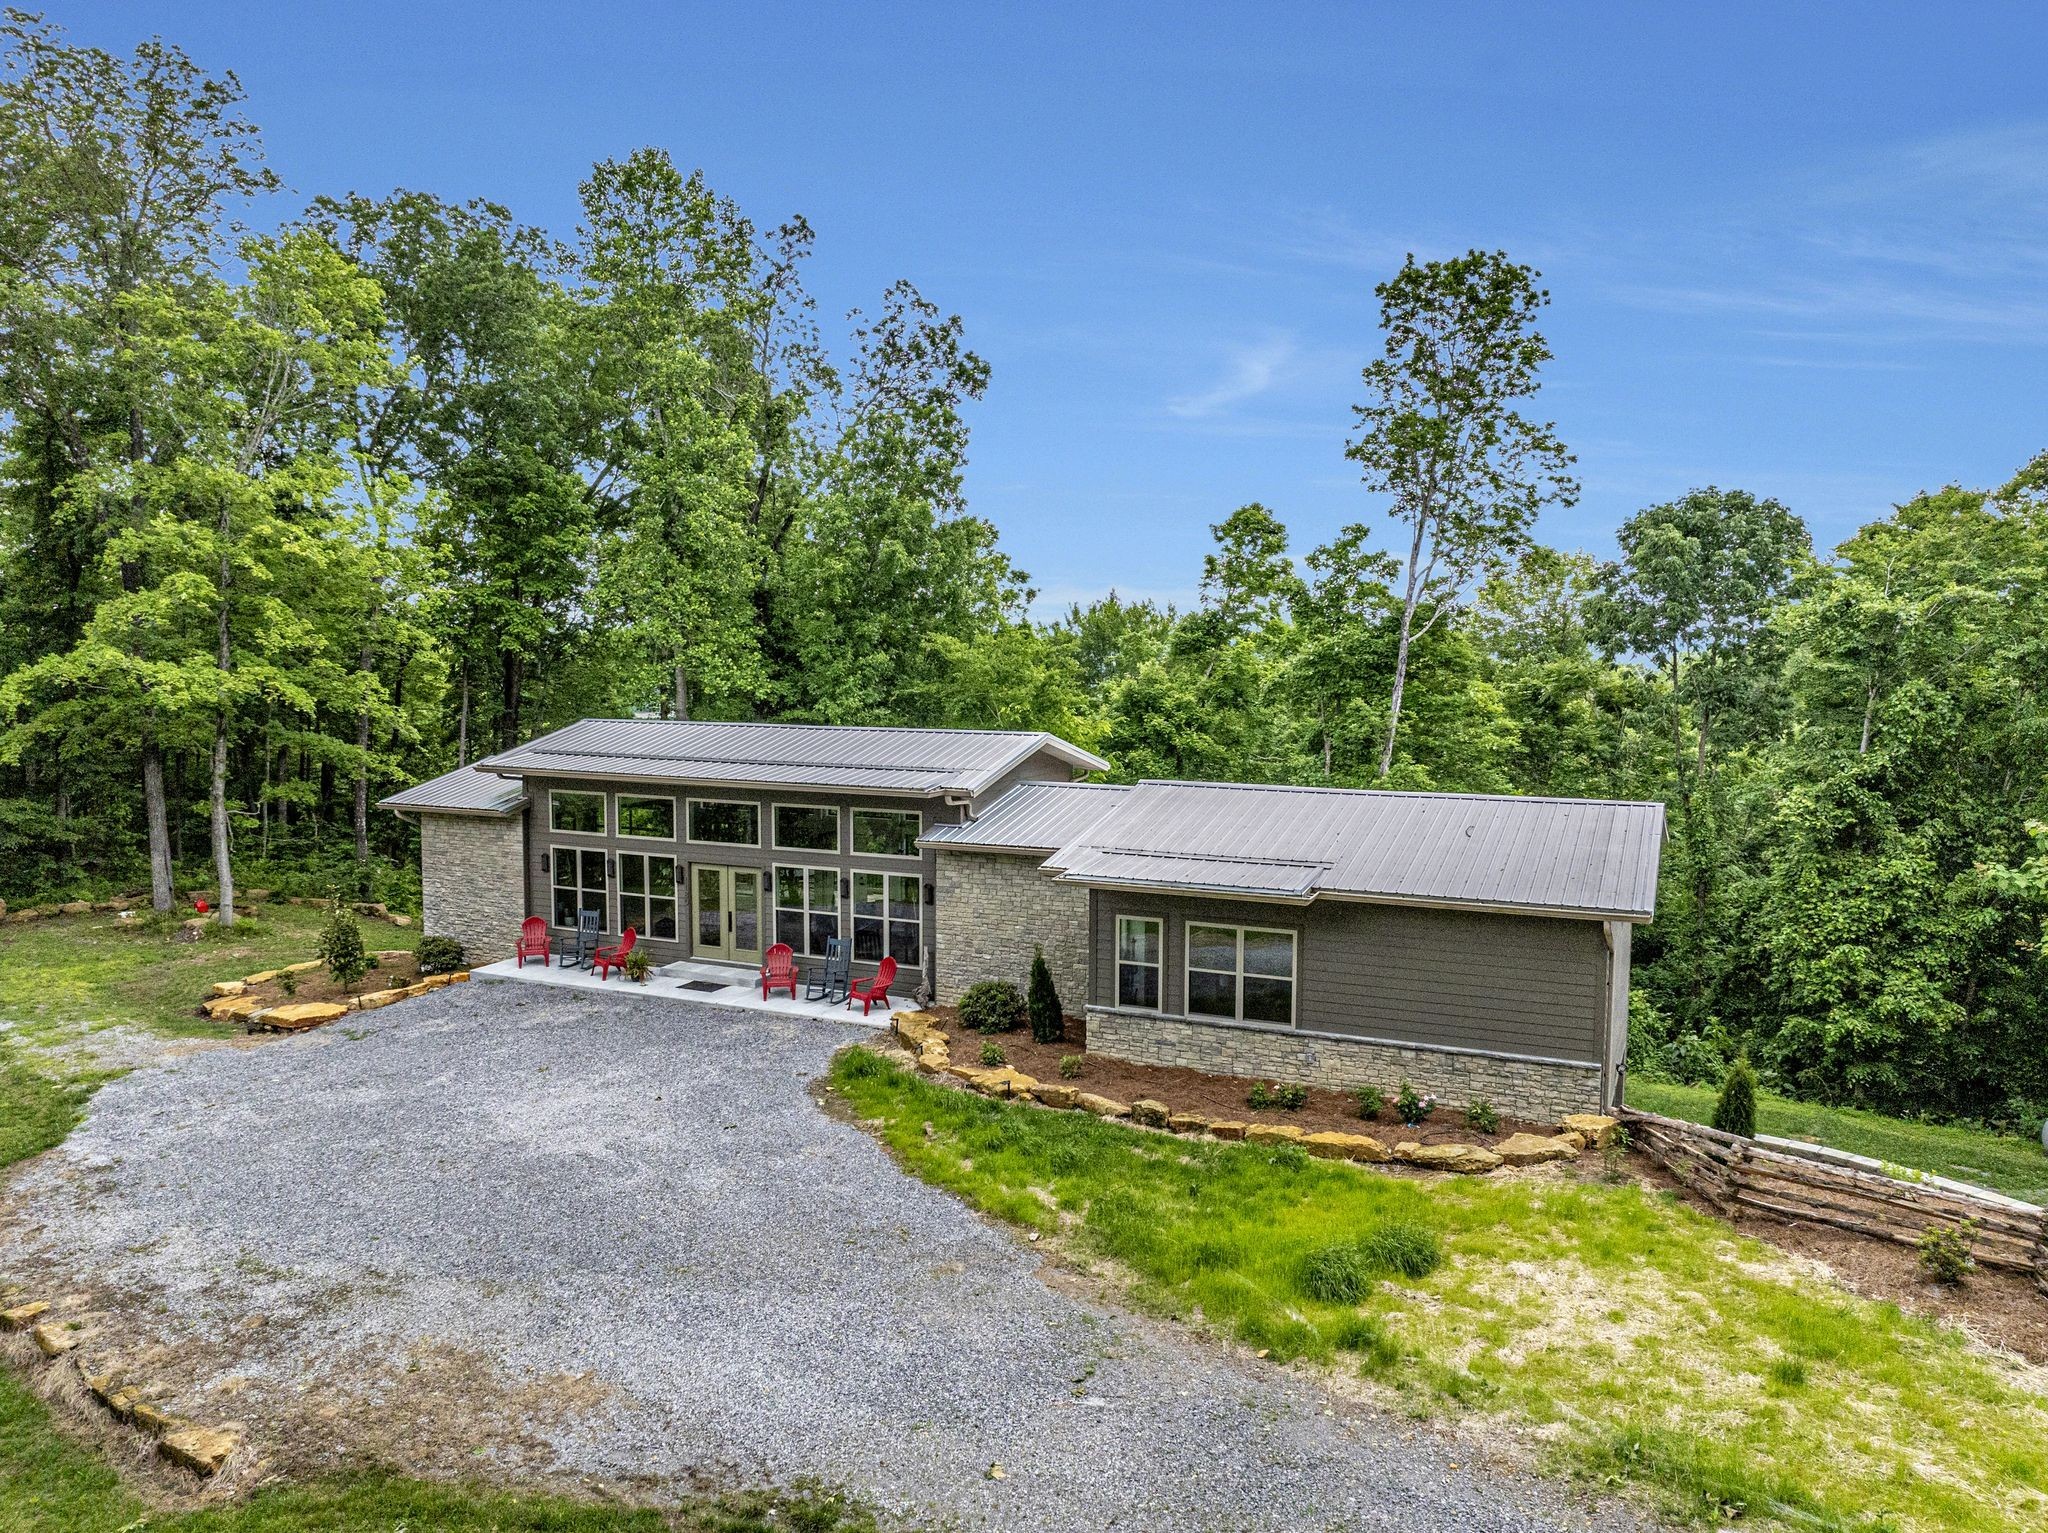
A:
[[920, 1007, 1562, 1146], [220, 952, 420, 1014]]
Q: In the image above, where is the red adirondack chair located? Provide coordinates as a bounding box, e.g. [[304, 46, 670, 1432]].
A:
[[760, 942, 799, 1000], [593, 925, 638, 980], [849, 955, 897, 1016], [516, 916, 550, 968]]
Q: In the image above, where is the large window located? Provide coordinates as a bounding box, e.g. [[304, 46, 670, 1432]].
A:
[[549, 791, 605, 835], [851, 808, 922, 860], [687, 798, 759, 846], [618, 853, 678, 940], [772, 804, 840, 852], [1186, 922, 1295, 1025], [550, 845, 608, 931], [774, 864, 840, 955], [1115, 915, 1162, 1010], [853, 871, 922, 966], [616, 795, 675, 840]]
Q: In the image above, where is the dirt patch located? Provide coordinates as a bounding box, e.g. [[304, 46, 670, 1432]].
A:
[[218, 953, 419, 1015], [920, 1010, 1564, 1145], [1631, 1150, 2048, 1365]]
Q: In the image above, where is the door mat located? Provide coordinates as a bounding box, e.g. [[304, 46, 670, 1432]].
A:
[[678, 980, 730, 994]]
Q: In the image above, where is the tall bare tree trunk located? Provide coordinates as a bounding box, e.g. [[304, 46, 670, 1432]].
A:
[[674, 664, 690, 721], [1377, 518, 1428, 779], [212, 506, 236, 926], [141, 740, 173, 911], [456, 667, 471, 767], [353, 643, 372, 866]]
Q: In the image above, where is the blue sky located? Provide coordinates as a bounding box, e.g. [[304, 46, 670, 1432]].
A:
[[62, 1, 2048, 611]]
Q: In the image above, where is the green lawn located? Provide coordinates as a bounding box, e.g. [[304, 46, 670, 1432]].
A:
[[0, 904, 415, 1047], [828, 1047, 2048, 1533], [1626, 1077, 2048, 1204]]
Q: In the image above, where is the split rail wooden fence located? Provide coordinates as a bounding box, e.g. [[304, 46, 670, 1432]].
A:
[[1622, 1108, 2048, 1296]]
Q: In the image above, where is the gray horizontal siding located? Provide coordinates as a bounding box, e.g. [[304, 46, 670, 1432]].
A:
[[1089, 891, 1606, 1064]]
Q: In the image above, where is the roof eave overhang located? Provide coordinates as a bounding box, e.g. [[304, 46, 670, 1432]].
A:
[[473, 764, 952, 799], [1044, 873, 1652, 923], [921, 838, 1060, 857]]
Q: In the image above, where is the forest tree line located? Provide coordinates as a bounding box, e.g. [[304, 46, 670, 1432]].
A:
[[1, 14, 2044, 1126]]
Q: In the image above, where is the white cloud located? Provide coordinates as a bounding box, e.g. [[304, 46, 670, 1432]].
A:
[[1165, 334, 1299, 418]]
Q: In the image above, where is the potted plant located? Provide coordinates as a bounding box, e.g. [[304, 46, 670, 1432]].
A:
[[622, 947, 652, 984]]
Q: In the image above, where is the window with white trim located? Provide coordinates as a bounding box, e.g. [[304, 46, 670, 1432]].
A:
[[550, 845, 608, 931], [772, 803, 839, 853], [617, 853, 678, 940], [853, 871, 922, 966], [1115, 915, 1163, 1010], [616, 795, 675, 840], [549, 790, 605, 835], [687, 798, 759, 846], [1186, 922, 1295, 1025], [851, 808, 922, 859], [773, 864, 840, 955]]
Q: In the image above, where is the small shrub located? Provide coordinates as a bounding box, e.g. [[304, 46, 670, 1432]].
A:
[[1916, 1219, 1977, 1285], [278, 969, 298, 998], [1464, 1098, 1500, 1134], [1248, 1080, 1274, 1109], [1602, 1123, 1634, 1182], [1297, 1242, 1376, 1304], [1712, 1054, 1758, 1138], [1027, 945, 1064, 1044], [1353, 1086, 1385, 1121], [959, 979, 1026, 1034], [1248, 1080, 1308, 1111], [1058, 1054, 1083, 1080], [979, 1040, 1007, 1067], [1395, 1082, 1436, 1125], [415, 935, 466, 976], [316, 893, 368, 994], [366, 954, 381, 970], [1359, 1218, 1442, 1279]]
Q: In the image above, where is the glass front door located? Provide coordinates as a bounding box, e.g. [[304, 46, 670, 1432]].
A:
[[692, 865, 763, 965]]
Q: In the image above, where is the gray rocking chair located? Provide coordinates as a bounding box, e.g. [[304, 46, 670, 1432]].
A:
[[805, 936, 852, 1003], [564, 908, 601, 970]]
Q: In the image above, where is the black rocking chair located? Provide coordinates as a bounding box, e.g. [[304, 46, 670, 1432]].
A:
[[805, 936, 852, 1003], [563, 908, 601, 970]]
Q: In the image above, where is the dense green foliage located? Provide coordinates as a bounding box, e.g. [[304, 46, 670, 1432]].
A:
[[315, 893, 367, 992], [1027, 944, 1063, 1043], [1, 15, 2043, 1129], [957, 978, 1026, 1034]]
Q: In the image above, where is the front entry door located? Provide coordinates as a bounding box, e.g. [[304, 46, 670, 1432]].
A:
[[693, 865, 763, 965]]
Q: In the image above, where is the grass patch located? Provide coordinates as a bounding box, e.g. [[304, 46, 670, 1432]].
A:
[[834, 1047, 2048, 1533], [0, 1045, 95, 1170], [0, 906, 416, 1046], [1627, 1077, 2048, 1203]]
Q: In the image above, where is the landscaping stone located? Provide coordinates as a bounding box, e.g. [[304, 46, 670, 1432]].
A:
[[161, 1423, 239, 1477], [916, 1042, 950, 1073], [1560, 1113, 1619, 1147], [1076, 1092, 1131, 1119], [59, 900, 91, 915], [1398, 1142, 1502, 1174], [1129, 1099, 1171, 1128], [282, 960, 323, 975], [202, 995, 265, 1021], [256, 1002, 348, 1031], [388, 913, 414, 927], [1, 1300, 49, 1330], [1166, 1113, 1209, 1135], [1207, 1120, 1248, 1141], [207, 980, 247, 999], [1245, 1124, 1305, 1145], [1302, 1130, 1391, 1163], [1493, 1132, 1581, 1166], [32, 1321, 82, 1356], [130, 1400, 174, 1436], [350, 990, 405, 1012], [374, 949, 410, 963], [241, 968, 282, 986], [105, 1387, 140, 1420], [1031, 1083, 1079, 1109]]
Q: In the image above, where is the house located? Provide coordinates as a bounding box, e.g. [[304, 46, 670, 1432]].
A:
[[383, 719, 1664, 1119]]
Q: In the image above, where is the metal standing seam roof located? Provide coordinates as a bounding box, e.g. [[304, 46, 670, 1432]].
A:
[[469, 718, 1110, 797], [1038, 780, 1666, 921], [377, 765, 529, 817], [920, 780, 1133, 854]]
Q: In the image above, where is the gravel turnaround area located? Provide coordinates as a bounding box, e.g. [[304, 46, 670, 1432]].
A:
[[1, 983, 1639, 1532]]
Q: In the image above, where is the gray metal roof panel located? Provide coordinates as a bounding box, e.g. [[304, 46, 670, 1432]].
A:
[[378, 765, 528, 816], [1046, 780, 1665, 920], [921, 781, 1133, 853], [1052, 846, 1325, 900], [472, 718, 1107, 796]]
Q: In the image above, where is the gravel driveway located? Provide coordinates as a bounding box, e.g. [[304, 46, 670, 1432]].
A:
[[0, 982, 1632, 1531]]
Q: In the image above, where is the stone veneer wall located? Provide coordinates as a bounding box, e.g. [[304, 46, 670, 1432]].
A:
[[420, 811, 528, 965], [1085, 1006, 1604, 1122], [934, 849, 1090, 1010]]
